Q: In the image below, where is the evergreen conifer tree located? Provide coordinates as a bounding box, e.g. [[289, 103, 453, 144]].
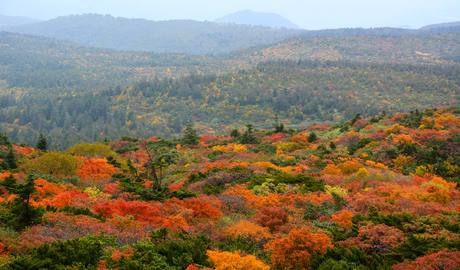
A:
[[36, 133, 48, 151], [181, 124, 199, 145]]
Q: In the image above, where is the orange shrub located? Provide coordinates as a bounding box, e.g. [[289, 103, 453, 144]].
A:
[[331, 210, 353, 229], [321, 164, 341, 175], [165, 195, 222, 220], [392, 249, 460, 270], [392, 134, 414, 145], [77, 158, 117, 184], [0, 172, 12, 181], [265, 227, 333, 270], [225, 220, 271, 241], [12, 145, 35, 155], [202, 161, 250, 173], [111, 247, 134, 261], [433, 112, 460, 129], [254, 207, 288, 232]]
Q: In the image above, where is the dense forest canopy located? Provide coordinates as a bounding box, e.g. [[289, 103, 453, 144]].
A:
[[3, 14, 303, 55], [0, 28, 459, 148]]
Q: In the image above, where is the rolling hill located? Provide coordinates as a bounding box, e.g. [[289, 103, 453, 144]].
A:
[[1, 27, 460, 148], [243, 31, 460, 64], [4, 14, 303, 54], [421, 21, 460, 30]]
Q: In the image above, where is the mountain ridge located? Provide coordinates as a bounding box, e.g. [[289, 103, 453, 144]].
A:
[[4, 13, 302, 55], [421, 21, 460, 30]]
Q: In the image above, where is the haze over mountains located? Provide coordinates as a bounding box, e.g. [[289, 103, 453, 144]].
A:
[[4, 14, 302, 54], [216, 10, 300, 29], [2, 13, 460, 56], [0, 14, 40, 27], [421, 21, 460, 30]]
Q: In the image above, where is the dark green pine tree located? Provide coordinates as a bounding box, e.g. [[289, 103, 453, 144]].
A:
[[239, 124, 259, 144], [230, 129, 240, 139], [0, 133, 9, 146], [308, 132, 318, 143], [36, 133, 48, 151], [5, 147, 17, 169], [273, 115, 285, 133], [181, 124, 199, 146], [1, 174, 43, 230]]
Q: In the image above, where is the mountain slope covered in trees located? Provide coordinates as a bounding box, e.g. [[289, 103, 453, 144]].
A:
[[4, 14, 303, 54], [0, 30, 460, 148]]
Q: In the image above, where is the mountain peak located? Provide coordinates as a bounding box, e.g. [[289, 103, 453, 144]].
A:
[[216, 10, 300, 29]]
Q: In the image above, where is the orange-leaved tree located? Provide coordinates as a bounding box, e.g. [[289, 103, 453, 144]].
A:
[[265, 227, 333, 270]]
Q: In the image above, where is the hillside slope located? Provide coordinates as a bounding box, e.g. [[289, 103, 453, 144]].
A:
[[243, 31, 460, 64], [1, 30, 460, 147], [5, 14, 302, 54], [421, 21, 460, 30], [0, 107, 458, 269]]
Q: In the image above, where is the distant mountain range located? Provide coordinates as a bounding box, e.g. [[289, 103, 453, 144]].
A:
[[216, 10, 299, 29], [4, 14, 302, 55], [421, 21, 460, 30], [1, 13, 460, 56], [0, 14, 40, 27]]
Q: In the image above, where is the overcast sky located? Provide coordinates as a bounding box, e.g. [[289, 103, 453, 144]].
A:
[[1, 0, 459, 29]]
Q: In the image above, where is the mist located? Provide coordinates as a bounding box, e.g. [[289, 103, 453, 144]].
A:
[[1, 0, 459, 29]]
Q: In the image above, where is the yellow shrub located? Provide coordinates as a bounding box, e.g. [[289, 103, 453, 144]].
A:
[[338, 160, 363, 175], [207, 250, 270, 270], [325, 185, 348, 197], [212, 143, 248, 153]]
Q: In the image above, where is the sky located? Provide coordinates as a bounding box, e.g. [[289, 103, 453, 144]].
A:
[[1, 0, 459, 29]]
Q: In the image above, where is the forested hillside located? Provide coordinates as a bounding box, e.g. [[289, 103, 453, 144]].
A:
[[4, 14, 302, 54], [0, 29, 460, 148], [243, 31, 460, 64], [0, 108, 458, 269]]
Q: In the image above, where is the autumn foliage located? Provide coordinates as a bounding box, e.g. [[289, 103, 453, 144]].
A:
[[265, 227, 333, 270], [207, 250, 270, 270], [0, 108, 459, 269], [76, 158, 117, 184]]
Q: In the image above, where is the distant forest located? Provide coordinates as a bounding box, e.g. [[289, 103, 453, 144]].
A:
[[0, 18, 459, 148]]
